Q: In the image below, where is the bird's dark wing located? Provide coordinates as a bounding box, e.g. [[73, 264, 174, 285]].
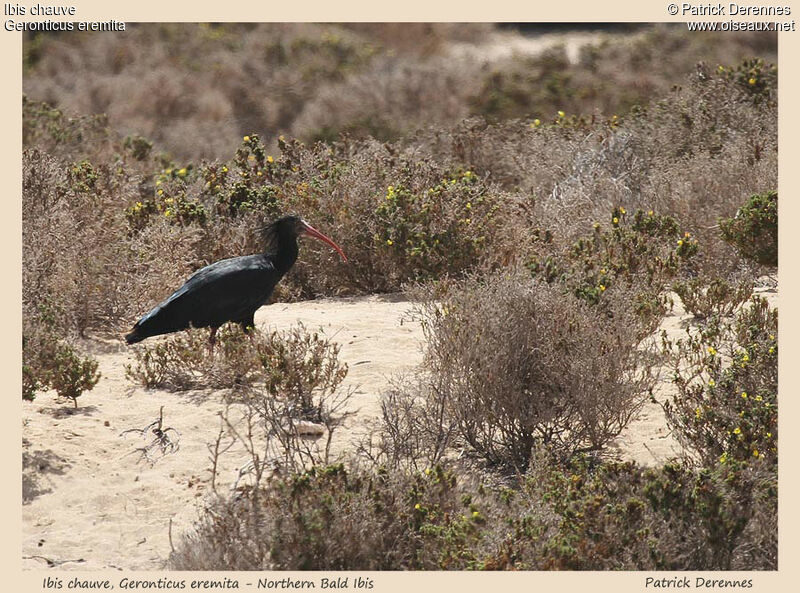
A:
[[132, 254, 282, 339]]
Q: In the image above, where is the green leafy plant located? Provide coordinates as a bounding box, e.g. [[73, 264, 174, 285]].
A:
[[720, 191, 777, 267], [673, 276, 754, 319], [661, 296, 777, 466], [48, 343, 101, 408]]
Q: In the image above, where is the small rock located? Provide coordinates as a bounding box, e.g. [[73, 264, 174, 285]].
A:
[[294, 421, 326, 436]]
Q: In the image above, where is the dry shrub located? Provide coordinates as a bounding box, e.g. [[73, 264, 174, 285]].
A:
[[23, 149, 135, 334], [24, 24, 384, 160], [125, 324, 346, 397], [24, 25, 775, 162], [378, 270, 659, 471], [468, 24, 776, 123], [341, 23, 494, 57], [127, 323, 353, 474], [291, 56, 478, 143], [413, 56, 776, 288]]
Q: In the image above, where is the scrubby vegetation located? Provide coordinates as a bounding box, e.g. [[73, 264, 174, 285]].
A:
[[23, 23, 777, 570]]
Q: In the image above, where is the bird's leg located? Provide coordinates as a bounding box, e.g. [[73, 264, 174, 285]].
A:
[[208, 327, 218, 354]]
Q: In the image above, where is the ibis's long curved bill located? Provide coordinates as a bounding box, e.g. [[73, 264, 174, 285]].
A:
[[302, 221, 348, 262]]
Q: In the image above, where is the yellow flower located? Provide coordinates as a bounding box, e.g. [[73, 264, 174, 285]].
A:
[[677, 239, 684, 246], [386, 239, 393, 246], [155, 179, 162, 186], [267, 155, 274, 163], [748, 77, 756, 85], [221, 166, 228, 173], [243, 135, 250, 142], [752, 449, 759, 457], [257, 171, 262, 176], [157, 189, 164, 196], [533, 118, 541, 127], [718, 65, 725, 72], [599, 284, 606, 292], [769, 334, 775, 340], [648, 210, 654, 216], [684, 232, 691, 238], [719, 452, 728, 463], [733, 427, 741, 435], [557, 110, 565, 118], [464, 170, 472, 178], [472, 511, 480, 518], [414, 503, 421, 510], [613, 217, 619, 224], [165, 168, 172, 175], [741, 391, 748, 399], [755, 395, 763, 402], [708, 379, 716, 387], [619, 207, 626, 214], [466, 202, 472, 209], [177, 168, 187, 177], [424, 468, 432, 475], [695, 408, 702, 419], [707, 346, 717, 356], [768, 347, 775, 354], [767, 432, 772, 438]]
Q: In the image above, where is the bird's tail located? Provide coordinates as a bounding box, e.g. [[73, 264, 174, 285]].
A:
[[125, 326, 145, 345]]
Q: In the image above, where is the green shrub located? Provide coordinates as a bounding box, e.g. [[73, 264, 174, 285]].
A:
[[48, 344, 101, 408], [716, 58, 777, 105], [171, 452, 776, 571], [662, 296, 777, 466], [510, 453, 776, 570], [720, 190, 777, 266], [23, 328, 100, 407], [171, 463, 487, 570], [526, 208, 696, 332], [673, 275, 754, 319], [123, 135, 154, 161]]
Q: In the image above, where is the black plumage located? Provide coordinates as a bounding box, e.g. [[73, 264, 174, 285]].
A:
[[125, 216, 346, 345]]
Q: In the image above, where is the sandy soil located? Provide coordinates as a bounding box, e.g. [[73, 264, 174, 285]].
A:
[[22, 284, 776, 571], [447, 29, 611, 64]]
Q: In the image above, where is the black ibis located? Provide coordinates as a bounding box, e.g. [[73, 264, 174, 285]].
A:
[[125, 215, 347, 346]]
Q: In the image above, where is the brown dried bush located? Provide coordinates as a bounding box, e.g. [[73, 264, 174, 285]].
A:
[[376, 270, 659, 472]]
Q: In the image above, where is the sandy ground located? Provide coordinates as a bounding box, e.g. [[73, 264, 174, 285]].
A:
[[447, 29, 611, 64], [21, 283, 777, 571]]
